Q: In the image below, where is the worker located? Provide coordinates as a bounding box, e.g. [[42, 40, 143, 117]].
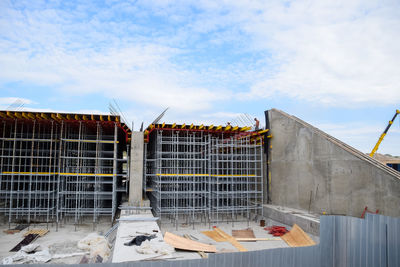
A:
[[227, 122, 231, 126], [254, 118, 260, 130]]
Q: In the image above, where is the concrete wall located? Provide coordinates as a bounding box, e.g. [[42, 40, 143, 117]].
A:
[[266, 109, 400, 217], [128, 131, 144, 205]]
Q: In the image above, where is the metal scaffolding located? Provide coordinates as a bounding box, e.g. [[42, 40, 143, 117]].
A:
[[0, 111, 130, 226], [144, 125, 264, 227], [209, 135, 263, 223]]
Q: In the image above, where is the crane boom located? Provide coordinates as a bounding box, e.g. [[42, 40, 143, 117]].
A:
[[370, 109, 400, 157]]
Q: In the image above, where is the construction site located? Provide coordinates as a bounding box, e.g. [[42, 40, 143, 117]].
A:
[[0, 108, 399, 267]]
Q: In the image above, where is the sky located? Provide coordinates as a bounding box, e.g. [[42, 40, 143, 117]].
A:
[[0, 0, 399, 155]]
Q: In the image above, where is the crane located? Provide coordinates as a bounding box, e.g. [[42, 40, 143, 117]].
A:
[[369, 109, 400, 157]]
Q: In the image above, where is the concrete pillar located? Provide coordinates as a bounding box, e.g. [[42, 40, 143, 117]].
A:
[[129, 131, 144, 205]]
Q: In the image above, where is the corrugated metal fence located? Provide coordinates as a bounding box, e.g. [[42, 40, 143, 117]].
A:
[[322, 213, 400, 267], [9, 214, 400, 267]]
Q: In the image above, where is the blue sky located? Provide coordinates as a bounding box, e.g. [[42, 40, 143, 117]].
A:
[[0, 0, 399, 155]]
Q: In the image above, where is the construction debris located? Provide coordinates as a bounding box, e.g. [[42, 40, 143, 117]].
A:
[[77, 233, 111, 261], [2, 244, 51, 264], [164, 232, 217, 253], [281, 224, 316, 247], [124, 234, 157, 246], [264, 225, 288, 236], [135, 240, 175, 255]]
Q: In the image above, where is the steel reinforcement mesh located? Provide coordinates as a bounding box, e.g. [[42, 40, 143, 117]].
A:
[[145, 129, 263, 227], [0, 118, 128, 225]]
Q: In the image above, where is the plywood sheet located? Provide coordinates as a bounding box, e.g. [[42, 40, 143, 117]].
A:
[[213, 227, 248, 252], [164, 232, 217, 253], [232, 229, 256, 239], [201, 230, 226, 242], [281, 224, 316, 247]]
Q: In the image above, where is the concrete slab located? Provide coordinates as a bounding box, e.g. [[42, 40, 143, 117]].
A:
[[263, 204, 320, 236], [112, 211, 177, 263]]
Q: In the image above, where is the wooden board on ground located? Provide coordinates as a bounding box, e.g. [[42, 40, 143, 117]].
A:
[[10, 234, 39, 252], [3, 229, 20, 234], [184, 234, 208, 258], [24, 229, 49, 237], [281, 224, 316, 247], [3, 224, 29, 234], [164, 232, 217, 253], [213, 227, 248, 252], [232, 229, 256, 240], [201, 230, 226, 242], [235, 237, 281, 242]]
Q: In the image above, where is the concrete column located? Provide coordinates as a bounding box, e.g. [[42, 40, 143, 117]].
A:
[[129, 131, 144, 205]]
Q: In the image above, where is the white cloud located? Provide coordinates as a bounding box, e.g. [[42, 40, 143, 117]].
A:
[[0, 2, 230, 113], [231, 0, 400, 106], [1, 0, 399, 116]]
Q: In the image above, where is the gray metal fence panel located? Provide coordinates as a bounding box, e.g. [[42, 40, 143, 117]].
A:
[[366, 213, 400, 267]]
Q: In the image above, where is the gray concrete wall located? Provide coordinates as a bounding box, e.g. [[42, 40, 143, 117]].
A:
[[128, 131, 144, 205], [267, 109, 400, 217]]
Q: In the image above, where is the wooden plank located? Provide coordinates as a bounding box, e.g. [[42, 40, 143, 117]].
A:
[[3, 229, 20, 234], [281, 224, 316, 247], [201, 230, 226, 242], [184, 234, 208, 258], [164, 232, 216, 253], [3, 224, 29, 234], [213, 227, 248, 252], [232, 229, 256, 239], [24, 229, 49, 237], [235, 237, 281, 242]]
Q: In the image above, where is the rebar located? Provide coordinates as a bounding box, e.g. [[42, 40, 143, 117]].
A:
[[0, 118, 128, 225], [144, 128, 263, 228]]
